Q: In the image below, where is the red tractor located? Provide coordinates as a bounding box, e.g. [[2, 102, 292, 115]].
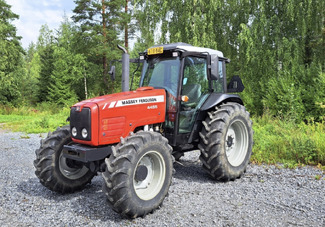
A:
[[34, 43, 253, 218]]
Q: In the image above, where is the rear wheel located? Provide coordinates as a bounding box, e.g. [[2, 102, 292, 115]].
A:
[[103, 131, 173, 218], [199, 102, 253, 181], [34, 126, 95, 193]]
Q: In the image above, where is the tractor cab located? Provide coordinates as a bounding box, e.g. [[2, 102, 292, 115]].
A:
[[138, 43, 242, 148]]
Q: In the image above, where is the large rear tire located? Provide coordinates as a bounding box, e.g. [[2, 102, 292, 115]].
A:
[[34, 126, 95, 193], [103, 131, 173, 218], [199, 102, 253, 181]]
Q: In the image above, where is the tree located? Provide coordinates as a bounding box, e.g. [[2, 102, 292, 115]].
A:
[[0, 0, 24, 105], [37, 25, 55, 102], [72, 0, 128, 94], [22, 43, 41, 105], [48, 18, 88, 105]]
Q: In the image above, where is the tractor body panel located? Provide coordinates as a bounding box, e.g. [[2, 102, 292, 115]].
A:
[[70, 87, 166, 146]]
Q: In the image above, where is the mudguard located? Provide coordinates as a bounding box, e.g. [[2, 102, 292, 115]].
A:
[[201, 93, 243, 111]]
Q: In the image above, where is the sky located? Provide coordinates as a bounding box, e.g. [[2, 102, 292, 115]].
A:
[[6, 0, 76, 49]]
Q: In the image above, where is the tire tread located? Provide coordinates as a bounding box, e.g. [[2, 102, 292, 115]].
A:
[[33, 126, 95, 193], [199, 102, 253, 181], [103, 131, 173, 218]]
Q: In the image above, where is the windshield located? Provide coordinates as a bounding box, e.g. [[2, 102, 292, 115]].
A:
[[140, 57, 180, 97]]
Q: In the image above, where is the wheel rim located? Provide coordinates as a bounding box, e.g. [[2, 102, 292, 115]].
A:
[[133, 151, 166, 201], [59, 152, 89, 180], [225, 119, 249, 167]]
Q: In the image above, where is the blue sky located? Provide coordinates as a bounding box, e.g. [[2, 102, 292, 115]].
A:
[[6, 0, 76, 49]]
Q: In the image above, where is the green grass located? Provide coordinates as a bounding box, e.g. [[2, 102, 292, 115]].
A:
[[252, 114, 325, 169], [0, 104, 324, 170], [0, 104, 70, 133]]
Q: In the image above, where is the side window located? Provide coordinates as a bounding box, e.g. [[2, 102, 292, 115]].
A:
[[218, 60, 223, 79], [182, 56, 208, 97]]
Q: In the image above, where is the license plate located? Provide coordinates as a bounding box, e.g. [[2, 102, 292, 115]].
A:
[[148, 46, 164, 55]]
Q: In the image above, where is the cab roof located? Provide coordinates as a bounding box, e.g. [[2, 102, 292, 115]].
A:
[[146, 42, 224, 58]]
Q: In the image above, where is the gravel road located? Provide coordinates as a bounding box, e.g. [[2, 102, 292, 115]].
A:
[[0, 131, 324, 226]]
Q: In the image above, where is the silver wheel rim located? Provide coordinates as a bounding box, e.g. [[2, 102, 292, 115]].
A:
[[225, 119, 249, 167], [133, 151, 166, 201], [59, 152, 89, 180]]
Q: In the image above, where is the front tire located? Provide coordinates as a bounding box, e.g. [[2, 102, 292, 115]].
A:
[[199, 102, 253, 181], [34, 126, 95, 193], [103, 131, 173, 218]]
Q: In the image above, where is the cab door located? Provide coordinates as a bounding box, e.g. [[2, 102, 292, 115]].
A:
[[178, 56, 209, 133]]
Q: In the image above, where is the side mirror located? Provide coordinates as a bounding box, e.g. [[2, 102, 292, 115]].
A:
[[108, 65, 116, 81], [210, 54, 218, 80], [227, 75, 245, 93]]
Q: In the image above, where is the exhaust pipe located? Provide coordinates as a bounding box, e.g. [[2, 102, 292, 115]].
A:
[[117, 45, 129, 92]]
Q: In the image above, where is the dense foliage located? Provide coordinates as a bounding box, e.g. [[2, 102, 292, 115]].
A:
[[1, 0, 323, 122], [253, 115, 325, 167]]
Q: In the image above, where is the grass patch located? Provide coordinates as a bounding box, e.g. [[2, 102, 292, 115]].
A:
[[0, 104, 70, 133], [252, 114, 325, 169]]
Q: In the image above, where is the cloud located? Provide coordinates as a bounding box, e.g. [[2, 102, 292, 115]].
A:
[[6, 0, 75, 49]]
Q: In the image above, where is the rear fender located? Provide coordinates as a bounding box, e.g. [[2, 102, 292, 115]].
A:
[[200, 93, 243, 111]]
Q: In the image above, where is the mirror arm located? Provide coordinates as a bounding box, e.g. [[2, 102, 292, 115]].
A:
[[108, 66, 116, 81]]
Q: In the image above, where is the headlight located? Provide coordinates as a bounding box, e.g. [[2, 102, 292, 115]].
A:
[[72, 127, 77, 137], [81, 128, 88, 138]]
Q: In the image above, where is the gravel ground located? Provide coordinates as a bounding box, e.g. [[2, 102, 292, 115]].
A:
[[0, 131, 324, 227]]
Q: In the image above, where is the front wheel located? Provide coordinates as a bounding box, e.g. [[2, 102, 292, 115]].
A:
[[34, 126, 95, 193], [199, 102, 253, 181], [103, 131, 174, 218]]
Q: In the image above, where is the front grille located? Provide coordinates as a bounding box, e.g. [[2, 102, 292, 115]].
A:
[[70, 107, 91, 141]]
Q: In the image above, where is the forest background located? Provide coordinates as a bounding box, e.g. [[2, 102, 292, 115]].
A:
[[0, 0, 324, 169]]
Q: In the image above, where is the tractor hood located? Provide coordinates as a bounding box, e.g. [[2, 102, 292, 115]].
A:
[[70, 87, 166, 146], [72, 87, 166, 111]]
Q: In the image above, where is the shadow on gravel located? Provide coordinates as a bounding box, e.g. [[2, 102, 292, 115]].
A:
[[173, 159, 216, 184], [17, 177, 100, 202], [67, 179, 124, 222]]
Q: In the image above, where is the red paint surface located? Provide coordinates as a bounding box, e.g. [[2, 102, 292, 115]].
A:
[[71, 87, 166, 146]]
